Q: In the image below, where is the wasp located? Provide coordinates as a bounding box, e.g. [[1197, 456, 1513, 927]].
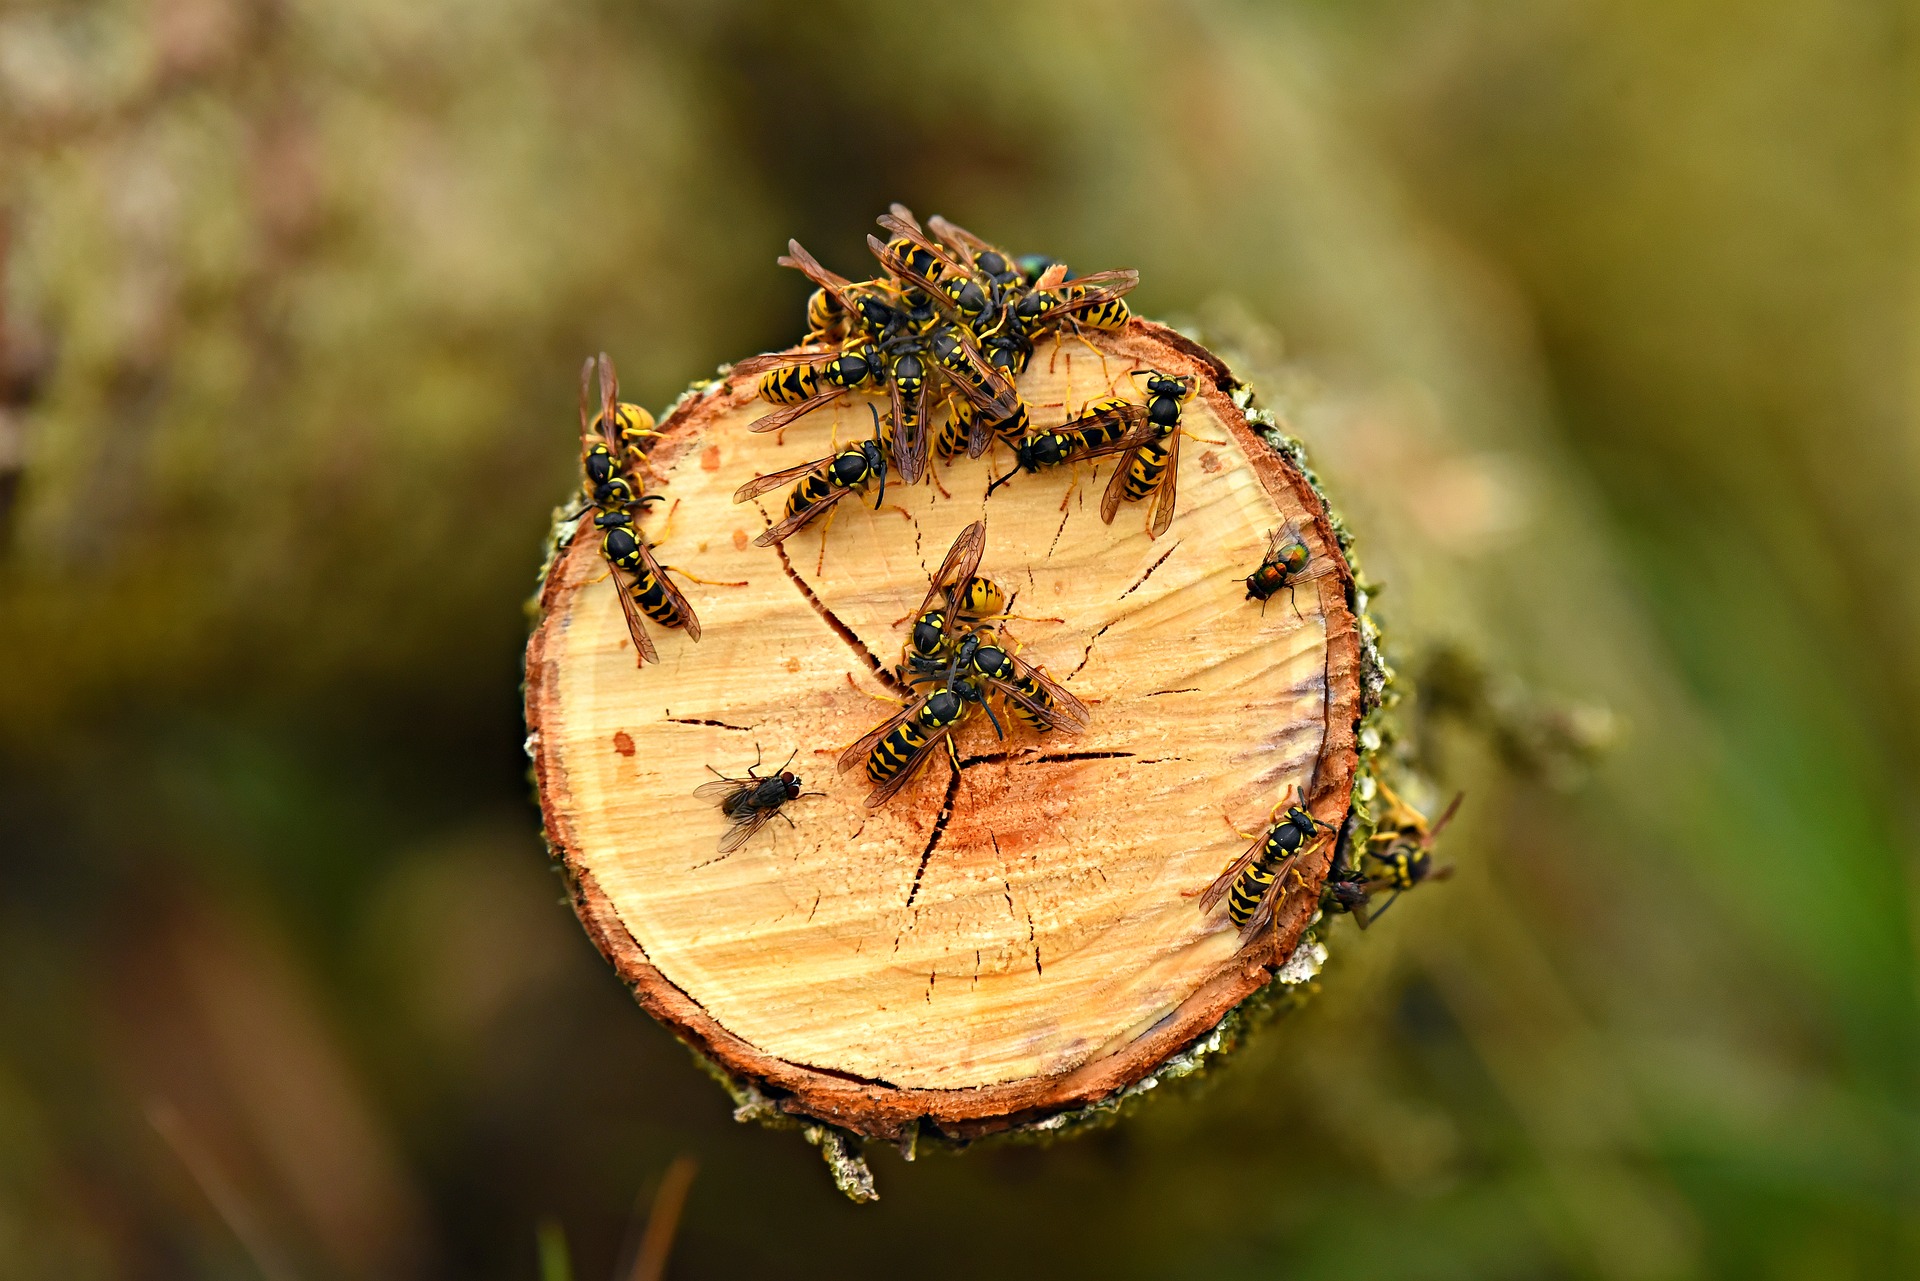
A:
[[577, 354, 700, 666], [912, 627, 1090, 735], [899, 520, 991, 671], [1331, 782, 1460, 927], [732, 405, 890, 548], [1245, 519, 1339, 616], [740, 342, 880, 406], [838, 672, 993, 809], [1012, 260, 1140, 338], [986, 387, 1167, 502], [692, 746, 821, 855], [1097, 371, 1195, 539], [1199, 786, 1336, 941]]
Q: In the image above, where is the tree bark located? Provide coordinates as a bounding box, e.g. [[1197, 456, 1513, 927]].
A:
[[524, 321, 1362, 1151]]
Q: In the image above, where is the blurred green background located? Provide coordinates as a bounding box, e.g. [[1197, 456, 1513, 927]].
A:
[[2, 0, 1913, 1277]]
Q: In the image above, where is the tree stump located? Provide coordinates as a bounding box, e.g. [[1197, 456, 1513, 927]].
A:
[[524, 321, 1362, 1152]]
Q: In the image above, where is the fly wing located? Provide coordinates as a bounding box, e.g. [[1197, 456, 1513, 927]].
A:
[[1197, 829, 1269, 915], [693, 777, 747, 802], [733, 454, 830, 503], [716, 806, 776, 854], [838, 691, 928, 775], [1146, 424, 1182, 539], [863, 727, 954, 809], [747, 385, 848, 434]]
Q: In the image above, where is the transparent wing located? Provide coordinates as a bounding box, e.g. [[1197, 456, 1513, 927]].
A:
[[730, 346, 839, 380], [889, 375, 930, 485], [964, 405, 999, 459], [603, 555, 661, 668], [936, 326, 1019, 417], [752, 482, 856, 548], [864, 728, 954, 809], [629, 529, 701, 643], [778, 239, 861, 312], [577, 355, 597, 454], [1197, 829, 1270, 915], [838, 692, 928, 774], [883, 202, 926, 237], [1146, 425, 1182, 539], [926, 215, 1017, 276], [1099, 440, 1146, 526], [717, 806, 776, 854], [1025, 269, 1140, 324], [733, 454, 830, 503], [915, 521, 986, 623], [1002, 652, 1091, 732], [693, 777, 747, 802], [747, 385, 848, 435]]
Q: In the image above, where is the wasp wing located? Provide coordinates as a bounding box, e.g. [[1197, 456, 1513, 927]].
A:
[[1197, 828, 1270, 915], [915, 520, 987, 628], [935, 325, 1019, 418], [752, 482, 858, 548], [1024, 269, 1140, 326], [1146, 423, 1182, 539], [837, 690, 930, 774], [733, 454, 831, 503], [778, 239, 864, 313], [1000, 651, 1091, 733], [888, 372, 931, 485], [603, 556, 661, 668], [626, 524, 701, 643], [729, 346, 840, 380], [926, 215, 1018, 277], [1099, 437, 1148, 526], [747, 385, 849, 435]]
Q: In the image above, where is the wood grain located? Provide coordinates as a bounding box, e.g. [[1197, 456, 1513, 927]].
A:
[[525, 321, 1360, 1139]]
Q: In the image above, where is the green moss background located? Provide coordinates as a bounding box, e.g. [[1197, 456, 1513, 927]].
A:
[[1, 1, 1913, 1277]]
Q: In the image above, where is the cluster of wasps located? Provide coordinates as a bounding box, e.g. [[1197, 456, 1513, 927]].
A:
[[568, 204, 1456, 941]]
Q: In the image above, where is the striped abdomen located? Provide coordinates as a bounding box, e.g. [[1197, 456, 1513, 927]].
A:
[[805, 288, 848, 343], [626, 564, 687, 627], [866, 716, 935, 784], [933, 410, 972, 461], [954, 575, 1006, 619], [1003, 671, 1054, 731], [1069, 292, 1130, 331], [758, 363, 820, 404], [1069, 398, 1134, 451], [779, 469, 839, 526], [1227, 823, 1313, 927], [1122, 436, 1174, 503]]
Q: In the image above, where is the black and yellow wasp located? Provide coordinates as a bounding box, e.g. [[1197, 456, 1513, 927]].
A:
[[576, 353, 701, 667], [693, 746, 820, 855], [1326, 782, 1460, 928], [896, 522, 1090, 736], [730, 405, 890, 548], [1198, 785, 1339, 941], [987, 371, 1193, 540], [744, 239, 949, 484], [1244, 519, 1338, 616], [838, 672, 990, 809]]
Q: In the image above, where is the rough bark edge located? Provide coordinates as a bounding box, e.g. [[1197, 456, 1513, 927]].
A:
[[521, 319, 1387, 1165]]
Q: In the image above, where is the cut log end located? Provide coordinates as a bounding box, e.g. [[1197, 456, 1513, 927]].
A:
[[525, 321, 1363, 1145]]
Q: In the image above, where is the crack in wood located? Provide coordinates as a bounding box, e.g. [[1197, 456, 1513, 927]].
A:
[[664, 716, 753, 731], [1118, 541, 1180, 600], [955, 748, 1139, 768], [903, 764, 962, 908], [773, 536, 904, 693], [1142, 687, 1200, 699], [1066, 621, 1114, 680]]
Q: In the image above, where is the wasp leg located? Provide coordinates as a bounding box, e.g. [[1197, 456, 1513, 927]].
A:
[[663, 564, 749, 588]]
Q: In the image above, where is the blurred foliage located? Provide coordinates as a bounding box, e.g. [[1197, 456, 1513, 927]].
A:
[[0, 0, 1914, 1277]]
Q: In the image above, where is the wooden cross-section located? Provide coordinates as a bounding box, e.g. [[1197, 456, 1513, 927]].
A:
[[525, 322, 1361, 1140]]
